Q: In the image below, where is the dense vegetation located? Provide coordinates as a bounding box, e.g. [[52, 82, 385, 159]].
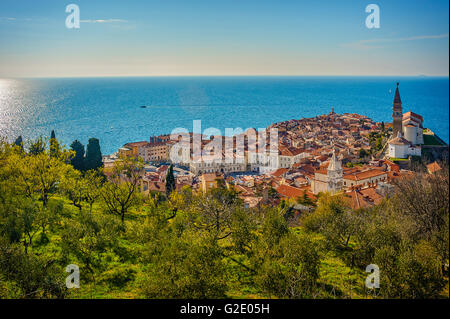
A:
[[0, 137, 448, 299]]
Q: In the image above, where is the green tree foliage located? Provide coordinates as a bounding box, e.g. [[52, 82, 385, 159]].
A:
[[28, 136, 46, 155], [303, 194, 356, 249], [61, 211, 120, 275], [70, 140, 85, 171], [0, 237, 66, 298], [142, 234, 227, 298], [0, 137, 448, 299], [187, 186, 241, 240], [59, 168, 86, 211], [255, 233, 320, 298], [13, 140, 73, 207], [85, 138, 103, 171], [100, 156, 144, 224], [165, 164, 176, 196], [83, 170, 104, 213], [14, 136, 23, 151]]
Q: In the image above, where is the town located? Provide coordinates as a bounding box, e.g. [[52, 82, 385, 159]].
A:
[[103, 83, 448, 212]]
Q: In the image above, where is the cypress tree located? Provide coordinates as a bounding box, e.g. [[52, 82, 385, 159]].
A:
[[14, 136, 23, 150], [49, 130, 60, 158], [85, 138, 103, 170], [70, 140, 85, 171], [165, 164, 176, 196]]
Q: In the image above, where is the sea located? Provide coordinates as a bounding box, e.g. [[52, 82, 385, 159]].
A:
[[0, 76, 448, 155]]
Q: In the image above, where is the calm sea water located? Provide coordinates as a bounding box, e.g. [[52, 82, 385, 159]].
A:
[[0, 76, 448, 154]]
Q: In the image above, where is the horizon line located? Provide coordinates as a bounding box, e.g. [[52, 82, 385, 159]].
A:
[[3, 74, 449, 80]]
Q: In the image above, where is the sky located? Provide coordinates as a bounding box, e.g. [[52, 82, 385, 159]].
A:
[[0, 0, 448, 77]]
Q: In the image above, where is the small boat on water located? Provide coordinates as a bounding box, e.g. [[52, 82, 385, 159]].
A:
[[140, 105, 147, 108]]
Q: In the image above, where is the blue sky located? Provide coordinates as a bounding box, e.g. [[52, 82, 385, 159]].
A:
[[0, 0, 448, 77]]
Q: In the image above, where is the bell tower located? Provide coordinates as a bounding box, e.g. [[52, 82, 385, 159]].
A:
[[327, 149, 343, 194], [392, 82, 403, 137]]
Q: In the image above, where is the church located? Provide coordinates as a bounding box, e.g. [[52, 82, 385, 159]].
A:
[[388, 83, 423, 159], [311, 150, 343, 194]]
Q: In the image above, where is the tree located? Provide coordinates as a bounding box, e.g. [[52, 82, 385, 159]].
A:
[[255, 233, 321, 299], [165, 164, 176, 196], [59, 168, 86, 211], [60, 211, 120, 275], [100, 156, 144, 224], [14, 136, 23, 151], [28, 137, 46, 155], [15, 142, 73, 207], [390, 168, 449, 275], [0, 237, 67, 298], [83, 170, 104, 213], [302, 193, 356, 249], [188, 187, 241, 241], [49, 130, 61, 158], [297, 190, 315, 207], [85, 138, 103, 171], [70, 140, 85, 171], [142, 235, 227, 298], [374, 240, 444, 298]]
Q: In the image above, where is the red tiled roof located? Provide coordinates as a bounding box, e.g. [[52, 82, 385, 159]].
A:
[[344, 169, 387, 181], [124, 141, 150, 148], [403, 111, 423, 123], [270, 168, 289, 177], [276, 184, 315, 200], [426, 162, 441, 173]]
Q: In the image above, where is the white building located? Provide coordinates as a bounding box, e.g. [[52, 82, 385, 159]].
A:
[[311, 151, 343, 194], [402, 111, 424, 145], [388, 132, 421, 159], [249, 148, 310, 173], [189, 154, 246, 175]]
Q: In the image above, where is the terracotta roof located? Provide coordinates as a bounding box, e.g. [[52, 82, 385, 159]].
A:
[[344, 169, 387, 181], [426, 162, 442, 173], [389, 135, 411, 145], [124, 141, 150, 148], [344, 187, 383, 209], [403, 111, 423, 123], [276, 184, 313, 199], [270, 168, 289, 177]]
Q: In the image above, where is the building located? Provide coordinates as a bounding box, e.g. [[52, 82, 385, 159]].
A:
[[388, 132, 421, 159], [199, 172, 224, 192], [343, 168, 387, 189], [402, 111, 424, 145], [121, 141, 150, 159], [311, 150, 343, 194], [387, 84, 423, 159], [144, 142, 170, 162], [392, 82, 403, 137], [189, 153, 246, 175]]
